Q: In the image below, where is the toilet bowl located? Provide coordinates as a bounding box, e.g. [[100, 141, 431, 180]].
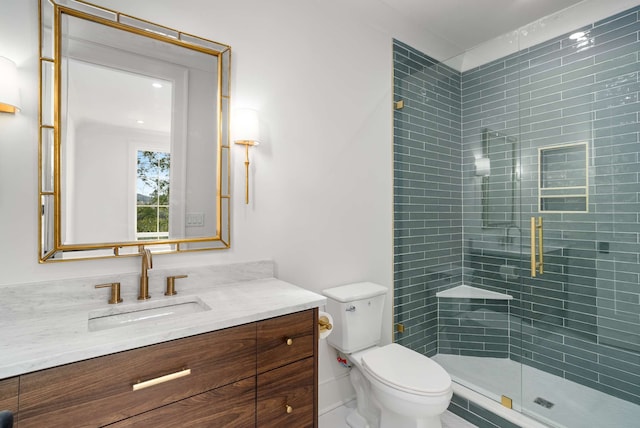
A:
[[359, 344, 452, 428], [323, 282, 453, 428]]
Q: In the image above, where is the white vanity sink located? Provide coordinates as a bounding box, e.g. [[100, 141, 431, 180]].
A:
[[88, 298, 211, 332]]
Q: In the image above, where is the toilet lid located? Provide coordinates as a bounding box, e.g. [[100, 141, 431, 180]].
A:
[[361, 344, 451, 396]]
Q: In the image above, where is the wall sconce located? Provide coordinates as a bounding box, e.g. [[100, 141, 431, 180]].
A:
[[233, 108, 260, 204], [475, 157, 491, 176], [0, 57, 20, 114]]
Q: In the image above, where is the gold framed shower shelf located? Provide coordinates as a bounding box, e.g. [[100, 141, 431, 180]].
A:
[[538, 142, 589, 213]]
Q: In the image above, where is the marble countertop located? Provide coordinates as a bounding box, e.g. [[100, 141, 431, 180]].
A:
[[0, 261, 326, 379]]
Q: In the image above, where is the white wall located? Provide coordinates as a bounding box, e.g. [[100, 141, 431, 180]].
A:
[[0, 0, 453, 413]]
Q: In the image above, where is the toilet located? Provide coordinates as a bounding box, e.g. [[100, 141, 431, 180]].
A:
[[323, 282, 452, 428]]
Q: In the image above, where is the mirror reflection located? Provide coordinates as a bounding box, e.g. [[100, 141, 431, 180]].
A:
[[39, 0, 231, 261], [481, 128, 519, 228]]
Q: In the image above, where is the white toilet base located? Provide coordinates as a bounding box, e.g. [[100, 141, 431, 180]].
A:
[[346, 408, 371, 428], [379, 409, 443, 428], [348, 361, 448, 428]]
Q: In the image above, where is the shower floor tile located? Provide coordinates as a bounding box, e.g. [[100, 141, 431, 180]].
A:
[[434, 354, 640, 428], [319, 402, 477, 428]]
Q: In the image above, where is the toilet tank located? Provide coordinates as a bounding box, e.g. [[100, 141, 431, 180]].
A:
[[322, 282, 387, 354]]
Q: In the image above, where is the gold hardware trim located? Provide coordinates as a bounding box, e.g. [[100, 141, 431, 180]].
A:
[[530, 217, 544, 277], [95, 282, 122, 304], [138, 248, 153, 300], [538, 142, 589, 213], [0, 104, 17, 114], [165, 274, 188, 296], [396, 323, 405, 333], [318, 315, 333, 333], [234, 140, 257, 204], [285, 404, 293, 414], [501, 395, 513, 409], [133, 368, 191, 391], [394, 100, 404, 110], [285, 338, 293, 346]]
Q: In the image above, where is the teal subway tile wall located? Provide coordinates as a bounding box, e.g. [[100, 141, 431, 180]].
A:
[[393, 39, 463, 356], [394, 3, 640, 424]]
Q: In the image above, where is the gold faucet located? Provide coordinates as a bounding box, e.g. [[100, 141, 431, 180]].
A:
[[138, 248, 153, 300]]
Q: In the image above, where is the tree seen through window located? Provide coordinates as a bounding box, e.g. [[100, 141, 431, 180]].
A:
[[136, 150, 170, 240]]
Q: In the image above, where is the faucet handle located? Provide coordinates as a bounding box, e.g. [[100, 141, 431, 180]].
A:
[[95, 282, 123, 304], [165, 275, 188, 296]]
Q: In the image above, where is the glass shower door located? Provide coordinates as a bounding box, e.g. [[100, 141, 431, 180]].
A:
[[518, 12, 640, 426]]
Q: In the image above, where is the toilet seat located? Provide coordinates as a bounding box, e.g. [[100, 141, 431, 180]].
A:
[[361, 344, 451, 396]]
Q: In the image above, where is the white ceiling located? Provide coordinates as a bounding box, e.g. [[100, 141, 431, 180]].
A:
[[379, 0, 587, 52], [68, 60, 172, 134]]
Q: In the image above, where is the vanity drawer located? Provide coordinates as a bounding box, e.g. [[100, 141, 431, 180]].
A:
[[109, 377, 256, 428], [257, 309, 315, 373], [18, 323, 256, 428], [257, 357, 315, 428]]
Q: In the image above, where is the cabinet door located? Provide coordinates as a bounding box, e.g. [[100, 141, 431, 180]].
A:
[[257, 357, 315, 428], [19, 323, 256, 427], [0, 377, 18, 427], [109, 377, 256, 428], [257, 309, 314, 373]]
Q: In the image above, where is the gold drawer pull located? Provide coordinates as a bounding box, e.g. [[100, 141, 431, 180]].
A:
[[285, 405, 293, 414], [132, 368, 191, 391], [286, 338, 293, 346]]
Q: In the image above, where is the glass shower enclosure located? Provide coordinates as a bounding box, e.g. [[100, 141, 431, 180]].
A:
[[393, 5, 640, 427]]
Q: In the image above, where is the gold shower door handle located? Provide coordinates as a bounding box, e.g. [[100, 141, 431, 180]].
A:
[[530, 217, 544, 277]]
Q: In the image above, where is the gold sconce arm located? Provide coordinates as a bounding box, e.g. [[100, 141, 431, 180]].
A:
[[234, 140, 258, 204], [233, 108, 260, 205]]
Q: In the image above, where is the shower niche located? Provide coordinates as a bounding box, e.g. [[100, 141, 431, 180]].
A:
[[538, 142, 588, 213]]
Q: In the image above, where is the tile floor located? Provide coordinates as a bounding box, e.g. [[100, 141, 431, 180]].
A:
[[434, 353, 640, 428], [319, 402, 477, 428]]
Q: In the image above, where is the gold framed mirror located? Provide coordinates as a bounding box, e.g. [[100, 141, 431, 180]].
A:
[[39, 0, 231, 262]]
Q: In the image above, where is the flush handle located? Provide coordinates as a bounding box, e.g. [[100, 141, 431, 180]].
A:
[[346, 305, 356, 312]]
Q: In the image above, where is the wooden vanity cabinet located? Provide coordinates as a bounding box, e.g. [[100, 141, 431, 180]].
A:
[[0, 377, 18, 427], [257, 309, 318, 428], [257, 357, 316, 427], [18, 323, 257, 427], [12, 308, 318, 427], [108, 377, 256, 427]]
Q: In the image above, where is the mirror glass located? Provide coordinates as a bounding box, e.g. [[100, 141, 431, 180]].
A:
[[39, 0, 231, 261], [481, 128, 519, 228]]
